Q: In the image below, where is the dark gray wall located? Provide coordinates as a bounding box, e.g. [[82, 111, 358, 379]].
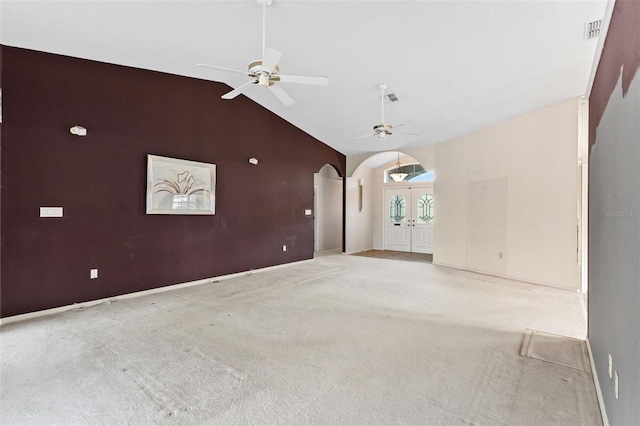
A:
[[588, 1, 640, 424]]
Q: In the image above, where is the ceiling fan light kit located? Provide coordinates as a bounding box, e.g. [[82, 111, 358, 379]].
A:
[[350, 83, 421, 141], [196, 0, 328, 106], [374, 124, 393, 138]]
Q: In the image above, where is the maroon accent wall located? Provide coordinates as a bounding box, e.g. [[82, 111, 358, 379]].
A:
[[589, 0, 640, 148], [0, 46, 345, 318]]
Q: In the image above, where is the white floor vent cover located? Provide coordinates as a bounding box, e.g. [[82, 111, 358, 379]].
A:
[[520, 330, 590, 372]]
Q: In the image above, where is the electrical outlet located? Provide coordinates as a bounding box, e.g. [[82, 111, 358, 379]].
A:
[[40, 207, 63, 217], [608, 354, 613, 378], [90, 269, 98, 279], [282, 245, 287, 252], [614, 371, 619, 399]]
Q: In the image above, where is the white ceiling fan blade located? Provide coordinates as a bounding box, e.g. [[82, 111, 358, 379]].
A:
[[261, 48, 282, 75], [221, 79, 256, 100], [196, 63, 247, 76], [349, 134, 376, 141], [398, 131, 422, 136], [392, 124, 405, 129], [269, 84, 296, 106], [277, 74, 329, 86]]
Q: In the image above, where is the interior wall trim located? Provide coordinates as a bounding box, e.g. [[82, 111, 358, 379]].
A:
[[586, 337, 610, 426], [0, 259, 313, 327], [342, 248, 374, 256]]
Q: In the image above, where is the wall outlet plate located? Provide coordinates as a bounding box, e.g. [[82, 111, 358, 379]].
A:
[[282, 245, 287, 252], [40, 207, 63, 217], [90, 269, 98, 279]]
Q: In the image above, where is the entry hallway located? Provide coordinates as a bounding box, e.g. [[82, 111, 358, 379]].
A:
[[0, 253, 601, 425]]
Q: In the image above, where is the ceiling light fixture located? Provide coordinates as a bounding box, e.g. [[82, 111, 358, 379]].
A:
[[389, 152, 408, 183]]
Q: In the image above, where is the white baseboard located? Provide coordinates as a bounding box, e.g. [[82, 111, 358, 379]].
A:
[[342, 248, 373, 255], [586, 337, 609, 426], [431, 261, 579, 292], [314, 248, 342, 256], [0, 259, 313, 327]]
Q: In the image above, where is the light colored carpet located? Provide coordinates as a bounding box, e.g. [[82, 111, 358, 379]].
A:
[[0, 254, 600, 425]]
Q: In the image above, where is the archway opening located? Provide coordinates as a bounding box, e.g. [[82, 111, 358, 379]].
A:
[[313, 164, 343, 254], [384, 162, 435, 183], [347, 151, 434, 256]]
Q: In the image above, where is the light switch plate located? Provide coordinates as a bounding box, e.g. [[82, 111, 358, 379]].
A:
[[40, 207, 63, 217], [305, 209, 312, 216], [90, 269, 98, 279]]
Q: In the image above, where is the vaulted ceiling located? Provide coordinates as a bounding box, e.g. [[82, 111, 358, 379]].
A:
[[0, 0, 607, 155]]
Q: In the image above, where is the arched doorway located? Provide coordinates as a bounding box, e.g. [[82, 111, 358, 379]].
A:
[[347, 151, 434, 255], [313, 164, 343, 253]]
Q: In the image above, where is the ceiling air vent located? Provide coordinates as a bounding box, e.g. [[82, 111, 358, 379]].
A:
[[386, 93, 399, 102], [585, 20, 602, 40]]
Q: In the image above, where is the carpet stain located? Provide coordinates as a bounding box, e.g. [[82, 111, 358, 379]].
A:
[[520, 330, 590, 372]]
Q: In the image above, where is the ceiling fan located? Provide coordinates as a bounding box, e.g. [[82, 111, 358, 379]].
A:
[[350, 83, 421, 140], [196, 0, 328, 106]]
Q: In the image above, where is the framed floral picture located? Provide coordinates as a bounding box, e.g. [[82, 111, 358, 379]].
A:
[[146, 155, 216, 215]]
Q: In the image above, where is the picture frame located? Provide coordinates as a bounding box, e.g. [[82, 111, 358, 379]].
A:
[[146, 154, 216, 215]]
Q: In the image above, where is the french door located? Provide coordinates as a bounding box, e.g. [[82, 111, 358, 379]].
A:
[[384, 187, 434, 254]]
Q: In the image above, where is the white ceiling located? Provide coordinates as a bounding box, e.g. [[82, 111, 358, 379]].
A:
[[0, 0, 606, 155]]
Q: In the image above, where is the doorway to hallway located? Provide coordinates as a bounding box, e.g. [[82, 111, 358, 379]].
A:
[[314, 164, 343, 253], [383, 186, 433, 254]]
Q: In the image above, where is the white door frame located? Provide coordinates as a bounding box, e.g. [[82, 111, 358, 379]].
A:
[[313, 185, 319, 252], [383, 184, 433, 253], [578, 97, 589, 294]]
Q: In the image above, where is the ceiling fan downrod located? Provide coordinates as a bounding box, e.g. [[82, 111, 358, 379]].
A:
[[257, 0, 272, 56], [378, 83, 388, 124]]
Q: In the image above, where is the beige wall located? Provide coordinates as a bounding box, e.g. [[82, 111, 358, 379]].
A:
[[345, 167, 374, 253], [434, 98, 580, 289], [346, 98, 581, 289]]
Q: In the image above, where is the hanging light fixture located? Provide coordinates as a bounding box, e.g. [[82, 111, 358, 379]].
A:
[[389, 152, 408, 183]]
